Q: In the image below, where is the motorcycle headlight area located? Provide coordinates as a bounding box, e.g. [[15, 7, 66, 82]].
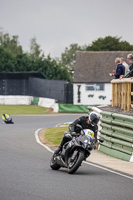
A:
[[83, 139, 90, 148], [83, 129, 94, 139]]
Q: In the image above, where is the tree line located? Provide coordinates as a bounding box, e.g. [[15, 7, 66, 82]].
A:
[[0, 28, 133, 83], [0, 29, 72, 82]]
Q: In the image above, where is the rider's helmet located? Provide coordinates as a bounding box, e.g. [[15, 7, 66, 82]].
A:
[[89, 112, 99, 126]]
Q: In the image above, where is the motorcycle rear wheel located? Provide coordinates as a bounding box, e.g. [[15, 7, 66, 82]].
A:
[[68, 151, 84, 174], [50, 155, 61, 170]]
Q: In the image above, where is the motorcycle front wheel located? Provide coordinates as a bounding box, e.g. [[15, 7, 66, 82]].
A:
[[68, 151, 84, 174], [50, 154, 61, 170]]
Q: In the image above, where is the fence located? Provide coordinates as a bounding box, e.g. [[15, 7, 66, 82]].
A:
[[111, 78, 133, 111], [28, 78, 68, 103], [0, 73, 73, 104], [99, 111, 133, 162]]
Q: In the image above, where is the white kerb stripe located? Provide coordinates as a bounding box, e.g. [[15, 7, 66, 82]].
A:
[[35, 128, 54, 153]]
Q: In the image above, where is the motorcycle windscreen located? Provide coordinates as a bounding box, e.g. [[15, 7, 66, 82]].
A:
[[83, 129, 95, 139]]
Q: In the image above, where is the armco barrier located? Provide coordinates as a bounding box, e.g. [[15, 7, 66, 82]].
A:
[[99, 111, 133, 162], [87, 106, 133, 162], [59, 104, 89, 113]]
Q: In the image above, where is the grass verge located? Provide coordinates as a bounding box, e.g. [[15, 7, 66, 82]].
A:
[[45, 126, 69, 146], [0, 105, 53, 115]]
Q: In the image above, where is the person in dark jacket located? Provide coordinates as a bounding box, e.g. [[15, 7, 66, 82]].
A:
[[54, 112, 99, 154], [126, 54, 133, 77], [114, 57, 125, 79]]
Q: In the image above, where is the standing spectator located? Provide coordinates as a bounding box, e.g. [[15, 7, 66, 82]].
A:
[[113, 57, 125, 79], [126, 54, 133, 102], [120, 57, 129, 75], [126, 54, 133, 77]]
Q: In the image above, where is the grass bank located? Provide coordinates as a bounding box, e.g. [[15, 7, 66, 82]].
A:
[[0, 105, 53, 115], [45, 126, 68, 146]]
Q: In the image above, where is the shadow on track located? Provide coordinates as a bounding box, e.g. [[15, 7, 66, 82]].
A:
[[47, 167, 106, 176]]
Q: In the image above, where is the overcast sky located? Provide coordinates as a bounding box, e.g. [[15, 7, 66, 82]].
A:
[[0, 0, 133, 58]]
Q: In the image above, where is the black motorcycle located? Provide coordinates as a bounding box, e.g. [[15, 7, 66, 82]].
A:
[[4, 116, 14, 124], [50, 125, 104, 174]]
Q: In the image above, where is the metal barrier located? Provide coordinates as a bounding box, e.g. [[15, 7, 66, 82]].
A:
[[111, 78, 133, 111], [99, 111, 133, 162]]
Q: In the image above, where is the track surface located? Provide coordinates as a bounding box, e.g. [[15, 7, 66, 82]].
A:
[[0, 115, 133, 200]]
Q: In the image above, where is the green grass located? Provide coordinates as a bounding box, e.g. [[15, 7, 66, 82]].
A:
[[0, 105, 53, 115], [45, 127, 69, 145]]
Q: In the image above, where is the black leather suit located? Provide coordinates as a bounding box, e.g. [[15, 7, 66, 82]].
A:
[[60, 116, 98, 148]]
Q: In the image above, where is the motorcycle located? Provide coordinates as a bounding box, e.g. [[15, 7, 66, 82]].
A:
[[3, 116, 14, 124], [50, 125, 104, 174]]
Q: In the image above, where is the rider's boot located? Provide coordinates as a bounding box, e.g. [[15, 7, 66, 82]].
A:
[[54, 134, 72, 155], [54, 146, 62, 154]]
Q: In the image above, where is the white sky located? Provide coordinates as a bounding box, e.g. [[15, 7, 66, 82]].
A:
[[0, 0, 133, 58]]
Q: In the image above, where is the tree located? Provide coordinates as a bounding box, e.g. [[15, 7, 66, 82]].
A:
[[0, 29, 72, 82], [15, 53, 33, 72], [30, 37, 42, 60], [86, 36, 133, 51], [38, 55, 73, 82], [61, 43, 85, 70], [0, 46, 16, 72], [0, 28, 22, 55]]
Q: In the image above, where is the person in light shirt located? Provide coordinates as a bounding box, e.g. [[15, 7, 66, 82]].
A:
[[120, 57, 129, 75]]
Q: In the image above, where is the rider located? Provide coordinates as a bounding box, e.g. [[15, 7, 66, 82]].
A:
[[2, 114, 10, 122], [54, 112, 99, 154]]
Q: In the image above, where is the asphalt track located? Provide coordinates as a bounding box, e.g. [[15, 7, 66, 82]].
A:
[[0, 114, 133, 200]]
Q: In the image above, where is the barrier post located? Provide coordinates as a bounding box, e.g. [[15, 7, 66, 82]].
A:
[[127, 83, 131, 111], [111, 78, 133, 111]]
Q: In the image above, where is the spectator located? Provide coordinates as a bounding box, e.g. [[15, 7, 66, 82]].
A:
[[120, 57, 129, 75], [126, 54, 133, 77], [113, 57, 125, 79], [126, 54, 133, 102]]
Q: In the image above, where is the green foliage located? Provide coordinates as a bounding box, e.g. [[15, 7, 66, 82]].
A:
[[61, 43, 85, 70], [86, 36, 133, 51], [0, 29, 22, 55], [0, 29, 72, 82], [0, 47, 15, 72], [30, 37, 42, 59]]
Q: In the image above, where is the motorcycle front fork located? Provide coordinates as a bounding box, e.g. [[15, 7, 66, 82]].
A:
[[70, 151, 78, 162]]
